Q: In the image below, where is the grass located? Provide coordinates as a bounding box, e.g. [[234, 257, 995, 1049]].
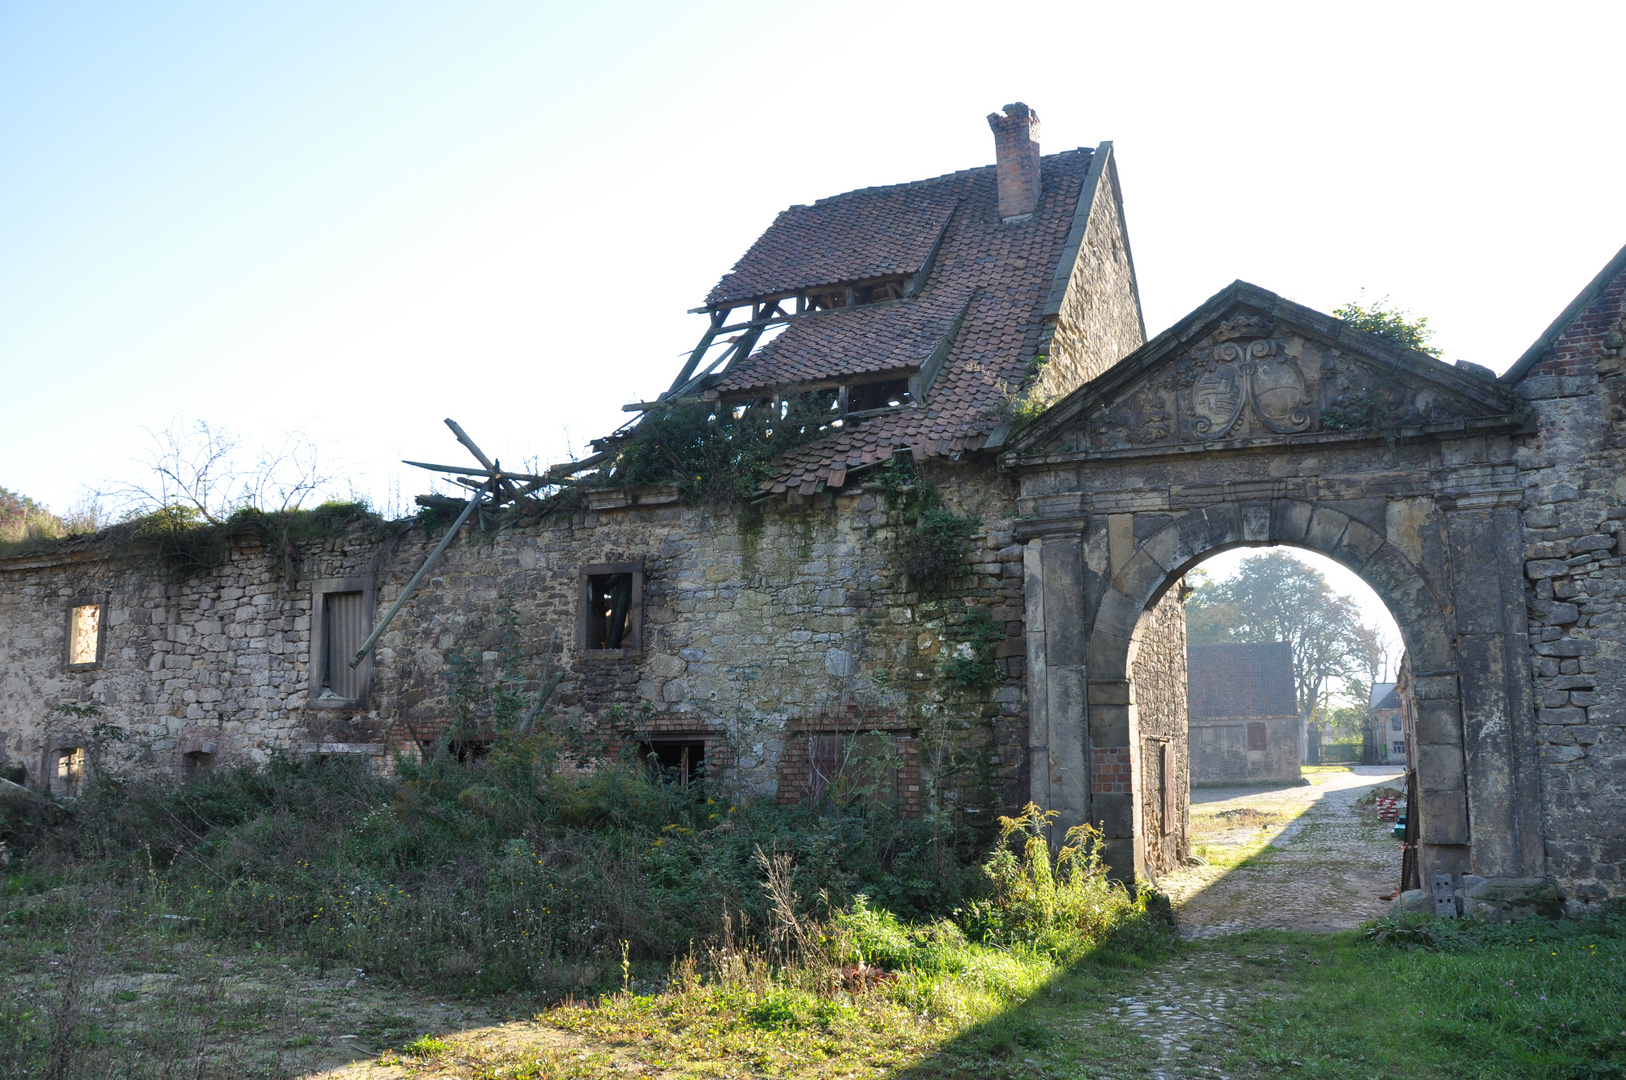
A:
[[1227, 913, 1626, 1078]]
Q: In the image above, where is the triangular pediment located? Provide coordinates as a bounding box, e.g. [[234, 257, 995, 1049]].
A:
[[1003, 282, 1523, 462]]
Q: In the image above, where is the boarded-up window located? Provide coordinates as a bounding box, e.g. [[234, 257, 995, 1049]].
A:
[[1162, 741, 1176, 835], [320, 591, 368, 700], [55, 747, 84, 797], [808, 733, 898, 807], [1247, 722, 1268, 751]]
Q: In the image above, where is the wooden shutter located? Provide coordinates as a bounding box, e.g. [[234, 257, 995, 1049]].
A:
[[1162, 741, 1176, 835], [1247, 722, 1268, 751], [323, 591, 368, 699], [807, 735, 840, 802]]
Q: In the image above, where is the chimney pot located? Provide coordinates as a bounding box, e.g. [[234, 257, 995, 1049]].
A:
[[987, 102, 1041, 220]]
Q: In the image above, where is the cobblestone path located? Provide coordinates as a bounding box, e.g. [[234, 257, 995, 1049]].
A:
[[1160, 766, 1406, 938]]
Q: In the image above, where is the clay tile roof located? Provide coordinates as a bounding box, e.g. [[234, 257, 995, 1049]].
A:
[[642, 146, 1102, 494], [705, 184, 966, 307], [715, 292, 971, 394], [1187, 643, 1298, 719]]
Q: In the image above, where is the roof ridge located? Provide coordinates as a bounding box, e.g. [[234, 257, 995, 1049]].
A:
[[804, 146, 1094, 207]]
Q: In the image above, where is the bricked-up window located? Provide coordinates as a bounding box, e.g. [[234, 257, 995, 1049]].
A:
[[63, 595, 106, 671], [1247, 722, 1268, 751], [54, 747, 85, 797], [309, 577, 375, 706], [637, 740, 706, 790], [809, 733, 899, 807], [580, 562, 643, 656]]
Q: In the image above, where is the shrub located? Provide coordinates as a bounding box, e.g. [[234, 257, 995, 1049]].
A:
[[959, 803, 1150, 957]]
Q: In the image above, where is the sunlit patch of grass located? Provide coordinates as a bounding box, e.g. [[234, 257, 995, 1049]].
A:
[[404, 1033, 453, 1059]]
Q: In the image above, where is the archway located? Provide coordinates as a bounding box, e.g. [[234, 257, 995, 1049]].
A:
[[1002, 282, 1543, 894]]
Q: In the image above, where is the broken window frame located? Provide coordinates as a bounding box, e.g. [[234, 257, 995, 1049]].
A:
[[636, 738, 707, 791], [308, 577, 376, 708], [62, 594, 107, 672], [579, 562, 643, 658]]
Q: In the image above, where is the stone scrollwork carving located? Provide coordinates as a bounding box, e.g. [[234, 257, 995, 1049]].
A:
[[1088, 333, 1316, 451], [1082, 320, 1505, 454]]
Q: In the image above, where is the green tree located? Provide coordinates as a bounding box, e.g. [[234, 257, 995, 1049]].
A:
[[1184, 552, 1378, 722], [1332, 292, 1442, 358]]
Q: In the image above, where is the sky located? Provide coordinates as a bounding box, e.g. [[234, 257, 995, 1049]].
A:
[[4, 2, 1625, 598]]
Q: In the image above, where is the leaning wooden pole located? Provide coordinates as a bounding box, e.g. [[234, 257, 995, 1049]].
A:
[[348, 478, 491, 669]]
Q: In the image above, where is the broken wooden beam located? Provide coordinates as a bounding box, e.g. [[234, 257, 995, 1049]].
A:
[[350, 478, 492, 669]]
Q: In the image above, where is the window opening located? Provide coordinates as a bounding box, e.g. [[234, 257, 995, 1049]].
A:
[[637, 740, 706, 789], [1246, 722, 1268, 752], [67, 602, 102, 668], [846, 378, 912, 413], [319, 590, 368, 699], [586, 574, 634, 650], [55, 747, 85, 797], [448, 739, 492, 765], [183, 750, 216, 777]]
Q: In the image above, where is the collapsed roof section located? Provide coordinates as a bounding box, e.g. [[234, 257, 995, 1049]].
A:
[[704, 183, 963, 308], [713, 290, 973, 396], [593, 104, 1145, 498]]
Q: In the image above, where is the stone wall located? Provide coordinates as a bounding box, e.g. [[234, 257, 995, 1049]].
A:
[[1132, 589, 1189, 877], [1512, 259, 1626, 909], [1036, 152, 1144, 404], [1189, 715, 1300, 785], [0, 459, 1043, 825]]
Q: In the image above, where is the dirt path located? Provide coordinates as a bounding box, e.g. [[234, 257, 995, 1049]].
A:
[[1160, 766, 1405, 938]]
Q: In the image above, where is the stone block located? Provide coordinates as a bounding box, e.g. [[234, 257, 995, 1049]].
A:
[[1093, 588, 1144, 641], [1527, 559, 1570, 580], [1419, 789, 1470, 845], [1112, 550, 1168, 605], [1417, 742, 1466, 789], [1413, 698, 1463, 744], [1332, 520, 1385, 571], [1271, 500, 1314, 546], [1088, 703, 1132, 747], [1092, 792, 1135, 839], [1239, 501, 1271, 542], [1306, 506, 1352, 555]]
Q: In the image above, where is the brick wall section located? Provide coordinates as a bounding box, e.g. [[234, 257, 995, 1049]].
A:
[[0, 459, 1028, 827], [1091, 747, 1133, 794], [1133, 590, 1189, 876], [1513, 260, 1626, 907]]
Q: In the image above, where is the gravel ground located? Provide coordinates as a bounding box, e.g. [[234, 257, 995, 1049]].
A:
[[1160, 766, 1406, 939]]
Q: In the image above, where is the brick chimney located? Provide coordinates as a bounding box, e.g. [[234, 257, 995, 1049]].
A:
[[987, 102, 1041, 220]]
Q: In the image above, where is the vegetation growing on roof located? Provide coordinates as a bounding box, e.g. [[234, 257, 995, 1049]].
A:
[[1333, 293, 1442, 359], [591, 393, 839, 505]]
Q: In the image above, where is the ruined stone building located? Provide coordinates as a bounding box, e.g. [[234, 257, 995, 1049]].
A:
[[1187, 643, 1301, 785], [3, 103, 1626, 909]]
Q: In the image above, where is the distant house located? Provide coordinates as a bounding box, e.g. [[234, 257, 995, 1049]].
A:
[[1187, 642, 1301, 785], [1370, 682, 1406, 765]]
